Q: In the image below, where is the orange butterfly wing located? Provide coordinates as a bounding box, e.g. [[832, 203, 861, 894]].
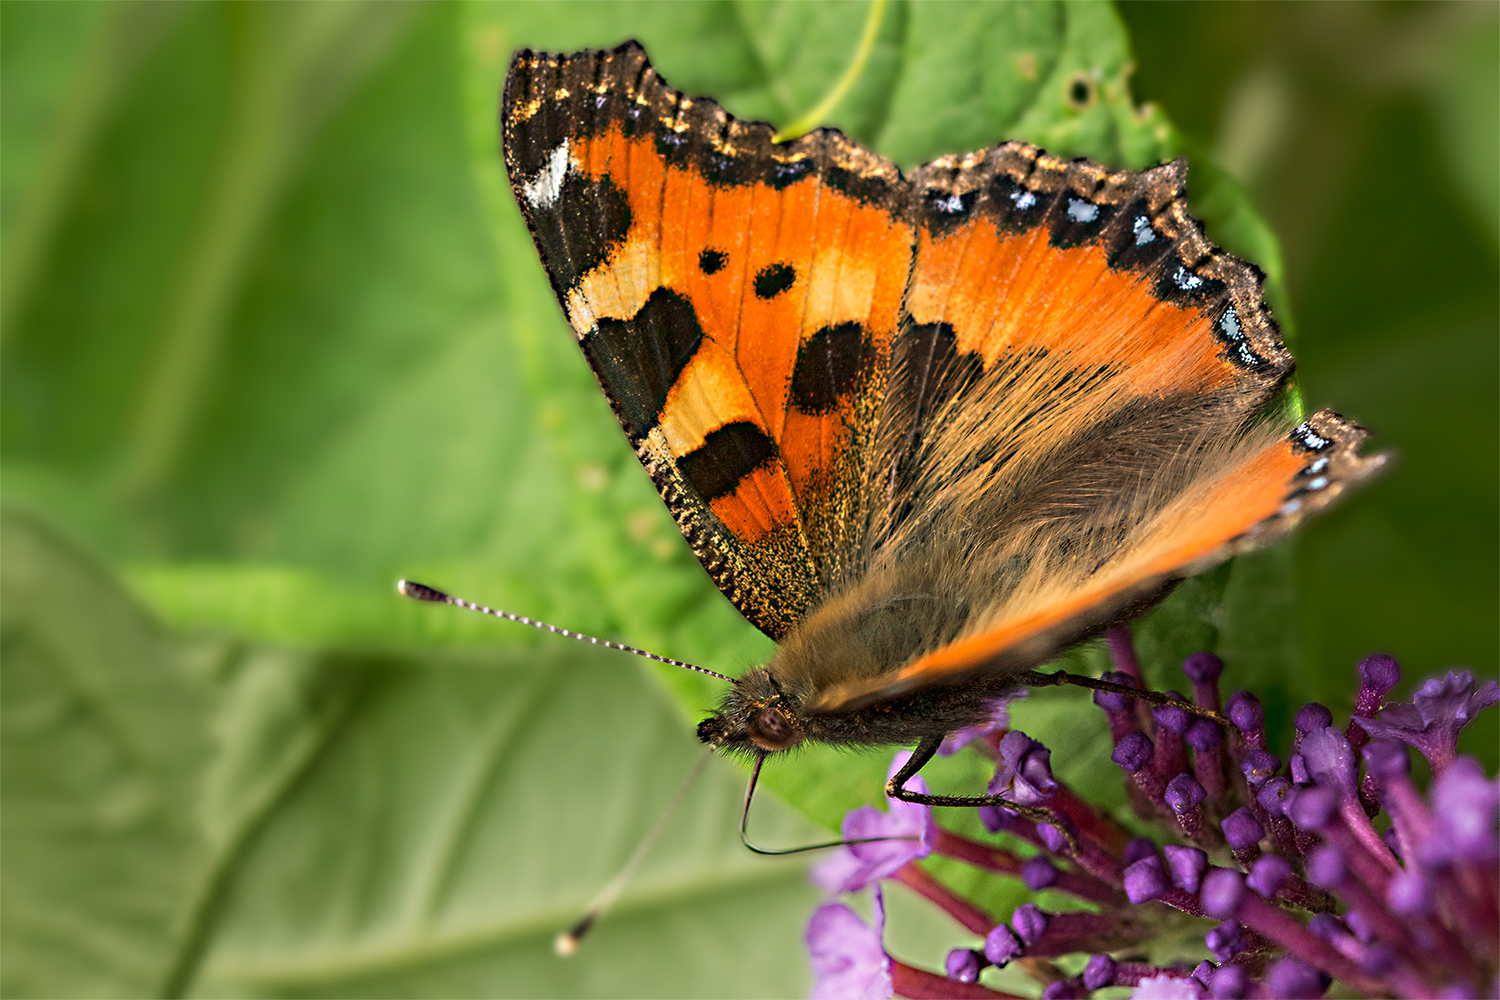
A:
[[503, 43, 912, 639], [810, 412, 1382, 713]]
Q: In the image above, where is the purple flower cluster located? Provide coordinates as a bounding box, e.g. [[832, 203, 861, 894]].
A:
[[806, 642, 1498, 998]]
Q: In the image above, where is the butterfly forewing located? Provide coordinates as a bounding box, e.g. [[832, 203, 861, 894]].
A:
[[504, 43, 918, 640]]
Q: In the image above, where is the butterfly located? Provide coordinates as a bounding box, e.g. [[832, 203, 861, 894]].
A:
[[497, 41, 1384, 814]]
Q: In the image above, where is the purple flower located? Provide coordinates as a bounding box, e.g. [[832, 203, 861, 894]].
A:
[[1114, 731, 1154, 772], [1205, 919, 1246, 961], [944, 948, 982, 983], [1354, 670, 1499, 773], [1124, 854, 1168, 903], [1386, 870, 1433, 915], [1227, 691, 1264, 735], [816, 754, 936, 893], [1264, 956, 1326, 998], [804, 659, 1498, 1000], [1125, 836, 1160, 864], [1153, 698, 1192, 734], [1183, 652, 1224, 686], [1036, 814, 1078, 854], [1022, 854, 1058, 890], [808, 894, 891, 1000], [1200, 868, 1245, 918], [1285, 785, 1337, 830], [1305, 845, 1347, 889], [1209, 964, 1248, 999], [811, 847, 867, 897], [1246, 854, 1291, 898], [1221, 808, 1264, 850], [1185, 718, 1221, 751], [1296, 702, 1333, 732], [1419, 755, 1500, 866], [1164, 843, 1207, 892], [1299, 727, 1357, 794], [1166, 773, 1206, 814], [1130, 973, 1207, 999], [983, 922, 1023, 966], [1011, 902, 1049, 944], [938, 694, 1022, 756], [1241, 749, 1281, 786], [1354, 655, 1401, 715], [1257, 777, 1293, 817], [1094, 671, 1136, 711], [1083, 954, 1117, 990], [988, 730, 1057, 806], [1361, 739, 1408, 779]]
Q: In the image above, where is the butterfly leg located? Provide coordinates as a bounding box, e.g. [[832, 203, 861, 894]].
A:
[[1017, 670, 1229, 726], [885, 735, 1079, 852]]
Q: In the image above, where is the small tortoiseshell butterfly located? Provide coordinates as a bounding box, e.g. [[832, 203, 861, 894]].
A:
[[496, 42, 1384, 809]]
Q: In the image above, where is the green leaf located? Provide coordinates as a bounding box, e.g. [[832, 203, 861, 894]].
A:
[[1, 512, 216, 998], [191, 631, 821, 999], [1, 511, 823, 999]]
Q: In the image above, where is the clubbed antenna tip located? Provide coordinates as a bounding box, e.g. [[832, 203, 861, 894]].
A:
[[398, 579, 450, 603]]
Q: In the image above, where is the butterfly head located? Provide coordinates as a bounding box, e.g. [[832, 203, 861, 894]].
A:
[[697, 668, 805, 756]]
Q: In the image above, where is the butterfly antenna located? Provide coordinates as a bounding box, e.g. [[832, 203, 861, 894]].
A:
[[555, 748, 715, 956], [397, 580, 732, 682]]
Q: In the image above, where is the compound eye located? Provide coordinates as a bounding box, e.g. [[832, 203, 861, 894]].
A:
[[748, 706, 800, 751]]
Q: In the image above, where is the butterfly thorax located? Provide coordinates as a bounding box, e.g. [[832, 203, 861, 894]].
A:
[[697, 563, 1026, 753]]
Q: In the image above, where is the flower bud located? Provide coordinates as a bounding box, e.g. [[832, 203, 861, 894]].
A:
[[1200, 868, 1245, 918], [1123, 855, 1168, 903], [1221, 808, 1264, 850], [945, 948, 982, 983], [1164, 843, 1207, 892], [1165, 773, 1206, 814]]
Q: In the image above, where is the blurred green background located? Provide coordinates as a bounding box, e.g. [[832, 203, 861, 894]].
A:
[[2, 2, 1494, 997]]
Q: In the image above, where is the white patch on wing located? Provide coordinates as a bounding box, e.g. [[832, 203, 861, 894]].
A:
[[565, 231, 659, 332], [522, 138, 571, 209]]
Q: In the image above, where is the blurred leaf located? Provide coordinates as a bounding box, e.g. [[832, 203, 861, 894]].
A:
[[1, 512, 216, 998], [1, 511, 822, 999], [192, 626, 821, 999]]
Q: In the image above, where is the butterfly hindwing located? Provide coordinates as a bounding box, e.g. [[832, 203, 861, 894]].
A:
[[808, 409, 1383, 714]]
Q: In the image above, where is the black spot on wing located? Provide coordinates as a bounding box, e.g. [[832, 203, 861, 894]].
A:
[[790, 322, 872, 415], [698, 247, 727, 275], [754, 262, 796, 299], [677, 421, 778, 502], [527, 172, 632, 295], [583, 287, 704, 441]]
